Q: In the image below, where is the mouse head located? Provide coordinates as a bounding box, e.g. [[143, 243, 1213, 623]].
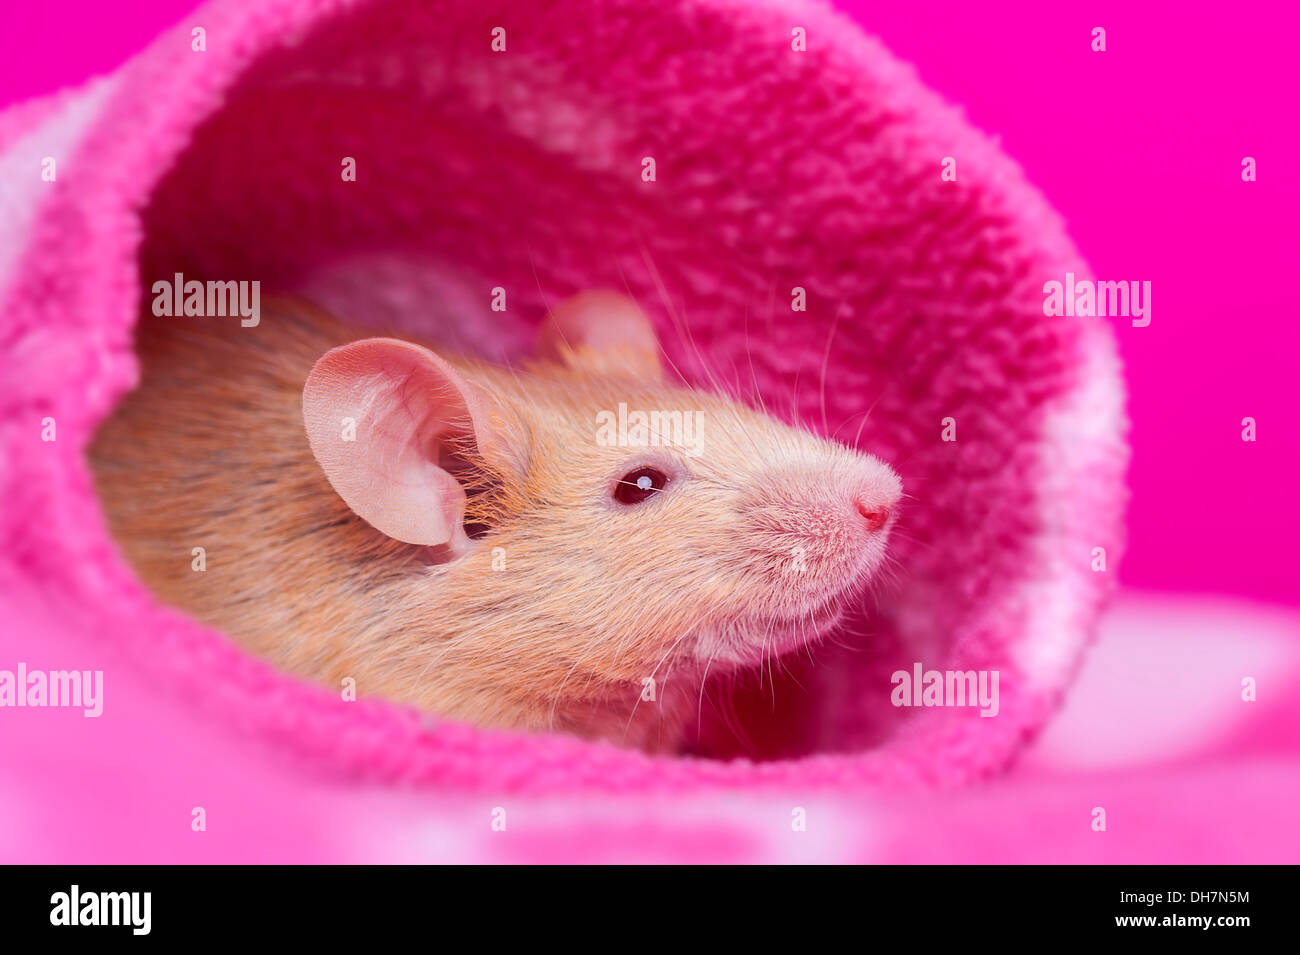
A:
[[302, 292, 901, 679]]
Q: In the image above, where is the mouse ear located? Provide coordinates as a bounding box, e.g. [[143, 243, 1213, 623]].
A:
[[302, 338, 518, 550], [537, 290, 662, 379]]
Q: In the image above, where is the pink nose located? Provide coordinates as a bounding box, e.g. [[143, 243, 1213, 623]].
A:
[[856, 500, 890, 532]]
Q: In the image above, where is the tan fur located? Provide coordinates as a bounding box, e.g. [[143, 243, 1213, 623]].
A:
[[90, 298, 900, 751]]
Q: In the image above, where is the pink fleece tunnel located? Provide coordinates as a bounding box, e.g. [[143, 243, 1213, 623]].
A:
[[0, 0, 1131, 861]]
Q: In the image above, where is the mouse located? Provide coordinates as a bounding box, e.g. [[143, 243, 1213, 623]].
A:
[[89, 291, 902, 752]]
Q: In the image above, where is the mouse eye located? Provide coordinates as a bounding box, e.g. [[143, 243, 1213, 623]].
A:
[[613, 466, 669, 505]]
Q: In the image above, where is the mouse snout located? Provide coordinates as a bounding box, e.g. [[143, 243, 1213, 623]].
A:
[[855, 498, 891, 533], [848, 458, 902, 536], [742, 458, 901, 561]]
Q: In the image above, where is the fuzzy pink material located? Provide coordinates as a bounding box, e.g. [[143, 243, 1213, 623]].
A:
[[1, 0, 1136, 860]]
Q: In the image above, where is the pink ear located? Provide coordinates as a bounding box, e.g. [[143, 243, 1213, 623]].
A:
[[302, 338, 488, 549], [537, 290, 662, 378]]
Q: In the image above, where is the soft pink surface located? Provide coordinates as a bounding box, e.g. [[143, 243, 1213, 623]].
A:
[[4, 586, 1296, 863], [0, 0, 1292, 863]]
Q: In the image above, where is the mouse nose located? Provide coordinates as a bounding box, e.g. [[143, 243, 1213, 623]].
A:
[[855, 499, 891, 532]]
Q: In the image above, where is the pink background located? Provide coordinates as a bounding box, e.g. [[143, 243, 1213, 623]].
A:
[[1, 0, 1296, 867], [4, 0, 1295, 606]]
